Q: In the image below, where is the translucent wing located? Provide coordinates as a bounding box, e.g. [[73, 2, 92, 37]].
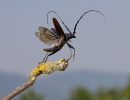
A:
[[51, 28, 58, 36], [51, 28, 70, 39], [35, 27, 58, 46]]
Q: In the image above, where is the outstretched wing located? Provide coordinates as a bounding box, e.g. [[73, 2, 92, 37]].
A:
[[53, 18, 66, 41], [51, 28, 58, 36], [35, 27, 58, 46]]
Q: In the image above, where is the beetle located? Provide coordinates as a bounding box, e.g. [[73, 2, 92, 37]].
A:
[[36, 18, 68, 62], [35, 10, 106, 62]]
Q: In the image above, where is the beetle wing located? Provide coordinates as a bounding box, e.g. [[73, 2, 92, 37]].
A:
[[35, 27, 58, 46], [51, 28, 59, 36], [53, 18, 66, 41]]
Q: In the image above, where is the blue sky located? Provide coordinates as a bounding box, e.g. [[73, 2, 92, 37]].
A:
[[0, 1, 130, 76]]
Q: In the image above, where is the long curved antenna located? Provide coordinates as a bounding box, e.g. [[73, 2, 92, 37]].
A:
[[73, 10, 106, 35], [47, 11, 72, 34]]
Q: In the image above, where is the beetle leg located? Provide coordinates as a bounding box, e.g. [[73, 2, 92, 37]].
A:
[[67, 42, 75, 61], [48, 50, 59, 57], [42, 52, 49, 63]]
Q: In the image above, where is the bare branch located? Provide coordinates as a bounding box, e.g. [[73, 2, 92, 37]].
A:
[[1, 78, 36, 100], [1, 58, 70, 100]]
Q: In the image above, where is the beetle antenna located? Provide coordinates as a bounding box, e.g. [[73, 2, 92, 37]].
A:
[[47, 11, 72, 34], [73, 10, 106, 35]]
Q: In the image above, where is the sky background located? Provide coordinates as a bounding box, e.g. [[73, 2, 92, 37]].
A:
[[0, 1, 130, 76]]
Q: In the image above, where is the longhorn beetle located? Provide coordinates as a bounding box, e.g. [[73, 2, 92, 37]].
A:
[[35, 18, 67, 62], [46, 10, 106, 59], [35, 10, 106, 62]]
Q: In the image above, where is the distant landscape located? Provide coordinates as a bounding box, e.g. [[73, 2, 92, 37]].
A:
[[0, 71, 128, 100]]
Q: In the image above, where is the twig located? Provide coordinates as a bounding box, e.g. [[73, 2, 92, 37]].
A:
[[1, 77, 38, 100], [1, 57, 70, 100]]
